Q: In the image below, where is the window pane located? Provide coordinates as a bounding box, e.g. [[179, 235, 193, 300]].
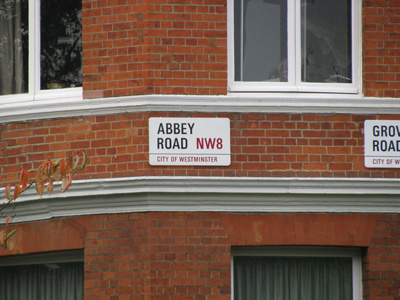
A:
[[234, 256, 353, 300], [234, 0, 288, 82], [0, 0, 28, 96], [301, 0, 352, 83], [0, 262, 83, 300], [41, 0, 82, 90]]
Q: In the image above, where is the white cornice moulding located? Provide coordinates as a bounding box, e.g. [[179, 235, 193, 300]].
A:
[[2, 95, 400, 123], [1, 176, 400, 223]]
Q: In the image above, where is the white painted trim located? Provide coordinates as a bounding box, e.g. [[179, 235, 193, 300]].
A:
[[2, 94, 400, 124], [227, 0, 235, 87], [33, 0, 40, 95], [353, 250, 363, 300], [232, 247, 361, 257], [1, 176, 400, 223], [0, 250, 83, 266]]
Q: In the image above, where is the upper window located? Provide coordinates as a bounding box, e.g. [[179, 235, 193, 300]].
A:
[[0, 0, 82, 102], [233, 247, 362, 300], [229, 0, 360, 94]]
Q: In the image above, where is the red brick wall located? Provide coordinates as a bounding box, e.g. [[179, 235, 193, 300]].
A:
[[82, 0, 227, 98], [84, 213, 231, 300], [220, 213, 378, 246], [1, 112, 400, 187], [81, 0, 400, 98], [1, 212, 399, 300], [0, 217, 91, 255], [363, 0, 400, 97]]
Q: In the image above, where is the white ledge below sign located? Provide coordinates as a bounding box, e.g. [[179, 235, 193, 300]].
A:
[[1, 177, 400, 223]]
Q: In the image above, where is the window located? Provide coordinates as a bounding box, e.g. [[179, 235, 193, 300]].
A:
[[0, 251, 83, 300], [233, 247, 362, 300], [229, 0, 360, 94], [0, 0, 82, 102]]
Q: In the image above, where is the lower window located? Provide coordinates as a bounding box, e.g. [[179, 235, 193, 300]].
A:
[[0, 252, 83, 300], [233, 247, 361, 300]]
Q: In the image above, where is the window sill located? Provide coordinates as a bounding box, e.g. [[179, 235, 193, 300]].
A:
[[228, 82, 360, 94], [1, 93, 400, 123], [0, 87, 82, 105]]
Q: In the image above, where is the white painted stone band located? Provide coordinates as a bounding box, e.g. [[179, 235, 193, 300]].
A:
[[2, 95, 400, 123], [1, 176, 400, 223]]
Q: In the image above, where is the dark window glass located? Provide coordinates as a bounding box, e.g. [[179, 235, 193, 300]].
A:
[[234, 0, 288, 82], [301, 0, 352, 83], [234, 0, 352, 84], [0, 262, 83, 300], [41, 0, 82, 90], [0, 0, 29, 95], [234, 256, 353, 300]]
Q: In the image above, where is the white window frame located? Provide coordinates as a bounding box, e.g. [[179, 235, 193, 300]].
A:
[[231, 247, 362, 300], [0, 250, 83, 267], [0, 0, 82, 105], [228, 0, 361, 94]]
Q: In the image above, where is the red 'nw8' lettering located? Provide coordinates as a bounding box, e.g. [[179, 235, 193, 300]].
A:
[[196, 138, 223, 149]]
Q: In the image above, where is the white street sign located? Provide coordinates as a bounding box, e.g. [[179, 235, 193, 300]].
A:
[[364, 120, 400, 168], [149, 118, 231, 166]]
